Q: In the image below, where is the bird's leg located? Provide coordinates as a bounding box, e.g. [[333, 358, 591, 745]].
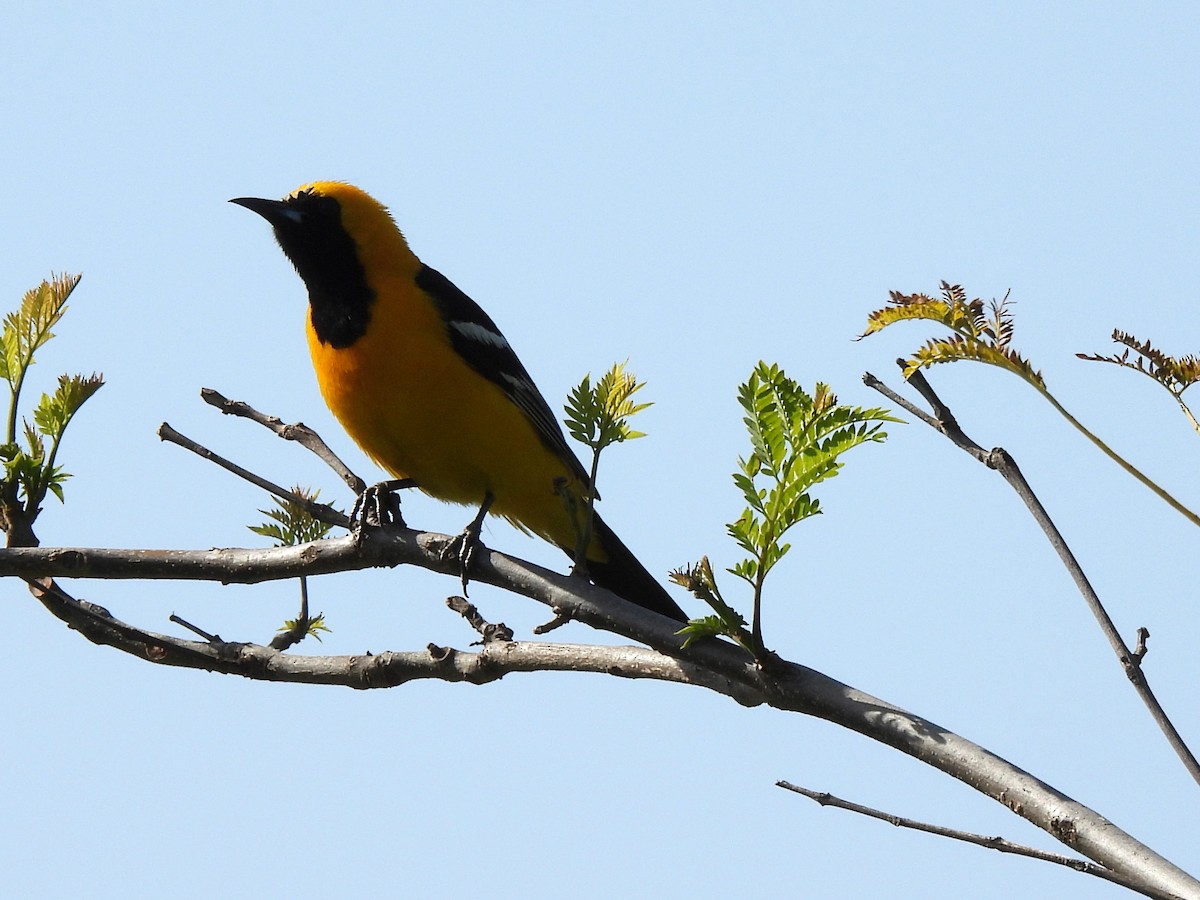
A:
[[443, 491, 495, 595], [351, 478, 417, 538]]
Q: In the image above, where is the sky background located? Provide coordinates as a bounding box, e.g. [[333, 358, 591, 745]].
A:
[[4, 2, 1199, 898]]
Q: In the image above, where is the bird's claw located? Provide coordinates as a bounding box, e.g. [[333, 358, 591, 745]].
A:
[[441, 492, 495, 595], [441, 520, 485, 595], [351, 480, 408, 541]]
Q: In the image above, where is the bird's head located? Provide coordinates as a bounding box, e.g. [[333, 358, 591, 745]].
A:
[[233, 182, 418, 348], [232, 181, 413, 282]]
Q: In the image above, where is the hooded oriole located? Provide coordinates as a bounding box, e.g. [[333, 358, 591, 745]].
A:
[[232, 182, 685, 621]]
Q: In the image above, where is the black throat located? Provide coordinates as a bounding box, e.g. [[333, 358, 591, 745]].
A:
[[272, 192, 374, 349]]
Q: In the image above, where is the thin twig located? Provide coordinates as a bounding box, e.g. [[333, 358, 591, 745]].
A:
[[269, 576, 325, 651], [775, 782, 1187, 900], [863, 370, 942, 431], [169, 612, 220, 642], [157, 422, 350, 529], [864, 367, 1200, 787], [201, 388, 366, 494], [1033, 381, 1200, 528]]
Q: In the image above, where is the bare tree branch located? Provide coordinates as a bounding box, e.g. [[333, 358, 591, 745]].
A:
[[8, 387, 1199, 897], [8, 534, 1199, 898], [23, 573, 760, 697], [158, 421, 349, 528], [776, 781, 1188, 900], [864, 366, 1200, 788], [200, 388, 366, 495]]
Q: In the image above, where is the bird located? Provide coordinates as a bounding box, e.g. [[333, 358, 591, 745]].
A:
[[231, 181, 686, 622]]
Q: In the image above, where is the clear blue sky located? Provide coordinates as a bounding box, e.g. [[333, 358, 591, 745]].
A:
[[3, 3, 1198, 897]]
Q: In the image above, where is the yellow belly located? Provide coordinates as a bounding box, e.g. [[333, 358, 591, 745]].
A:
[[306, 291, 583, 549]]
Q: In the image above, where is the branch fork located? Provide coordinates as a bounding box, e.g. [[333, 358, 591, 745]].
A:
[[865, 364, 1199, 787]]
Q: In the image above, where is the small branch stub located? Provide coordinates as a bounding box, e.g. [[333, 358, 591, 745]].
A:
[[1133, 627, 1151, 663], [447, 595, 514, 643], [534, 610, 572, 635]]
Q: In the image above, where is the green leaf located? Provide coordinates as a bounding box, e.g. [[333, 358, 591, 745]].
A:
[[719, 362, 899, 636], [22, 421, 44, 462], [2, 273, 82, 392], [277, 613, 331, 642], [564, 374, 600, 446], [564, 361, 652, 453], [248, 522, 289, 543], [249, 487, 337, 546], [34, 373, 104, 437], [669, 557, 756, 650], [677, 615, 728, 649]]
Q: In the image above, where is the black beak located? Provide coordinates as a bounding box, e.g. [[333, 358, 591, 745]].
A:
[[230, 196, 300, 228]]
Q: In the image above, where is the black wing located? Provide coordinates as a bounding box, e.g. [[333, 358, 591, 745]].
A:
[[416, 265, 592, 488]]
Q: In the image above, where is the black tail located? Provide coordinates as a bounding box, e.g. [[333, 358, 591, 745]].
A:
[[580, 514, 687, 622]]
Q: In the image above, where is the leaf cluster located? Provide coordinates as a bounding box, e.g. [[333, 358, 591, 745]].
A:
[[0, 274, 79, 390], [2, 374, 104, 505], [562, 361, 652, 572], [0, 274, 103, 532], [681, 362, 897, 653], [860, 281, 1043, 388], [1078, 330, 1200, 395], [1078, 331, 1200, 435], [728, 362, 897, 592], [564, 361, 651, 454], [248, 487, 337, 546], [250, 487, 338, 646], [670, 556, 754, 653], [862, 281, 1200, 528], [276, 612, 330, 643]]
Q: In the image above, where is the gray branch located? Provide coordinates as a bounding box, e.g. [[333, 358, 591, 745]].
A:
[[776, 781, 1187, 900], [864, 366, 1200, 787], [6, 533, 1198, 899], [7, 388, 1197, 898]]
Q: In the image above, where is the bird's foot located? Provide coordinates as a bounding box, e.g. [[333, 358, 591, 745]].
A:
[[439, 492, 495, 595], [351, 478, 415, 542]]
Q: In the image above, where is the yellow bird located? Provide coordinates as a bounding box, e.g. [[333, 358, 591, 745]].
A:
[[232, 182, 684, 621]]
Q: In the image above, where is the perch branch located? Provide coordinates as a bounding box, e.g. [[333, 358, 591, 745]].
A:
[[9, 391, 1198, 897], [9, 535, 1199, 898]]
